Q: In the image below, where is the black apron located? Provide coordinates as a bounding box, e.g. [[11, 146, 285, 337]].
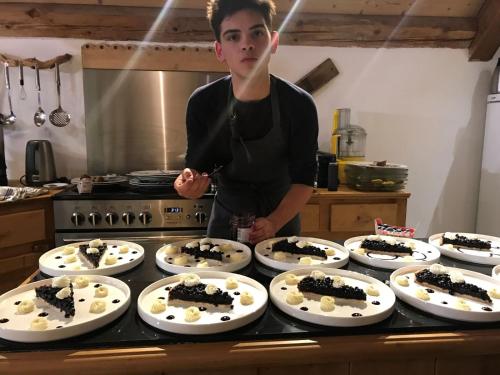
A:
[[208, 76, 301, 239]]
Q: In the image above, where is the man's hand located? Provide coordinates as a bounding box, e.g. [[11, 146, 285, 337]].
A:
[[174, 168, 211, 199], [249, 217, 277, 244]]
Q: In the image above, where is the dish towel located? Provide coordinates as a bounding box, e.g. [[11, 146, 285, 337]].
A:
[[0, 186, 48, 202]]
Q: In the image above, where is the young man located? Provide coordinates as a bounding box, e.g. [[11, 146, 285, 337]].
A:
[[174, 0, 318, 244]]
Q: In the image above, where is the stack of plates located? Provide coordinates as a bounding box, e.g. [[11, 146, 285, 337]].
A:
[[344, 162, 408, 192]]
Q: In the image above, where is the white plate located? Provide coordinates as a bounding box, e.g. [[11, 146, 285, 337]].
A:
[[42, 183, 69, 190], [39, 240, 144, 277], [345, 235, 440, 270], [0, 275, 130, 342], [254, 237, 349, 271], [493, 265, 500, 280], [429, 233, 500, 266], [156, 238, 251, 274], [270, 268, 395, 327], [390, 265, 500, 322], [137, 271, 267, 334]]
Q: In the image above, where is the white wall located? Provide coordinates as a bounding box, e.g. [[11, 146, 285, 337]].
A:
[[1, 37, 499, 237]]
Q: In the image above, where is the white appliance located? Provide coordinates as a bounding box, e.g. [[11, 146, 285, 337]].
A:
[[476, 94, 500, 235]]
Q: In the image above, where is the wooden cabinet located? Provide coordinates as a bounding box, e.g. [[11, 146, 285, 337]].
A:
[[0, 191, 58, 294], [300, 186, 410, 240]]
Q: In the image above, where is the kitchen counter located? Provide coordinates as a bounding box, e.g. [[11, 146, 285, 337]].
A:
[[1, 240, 500, 375]]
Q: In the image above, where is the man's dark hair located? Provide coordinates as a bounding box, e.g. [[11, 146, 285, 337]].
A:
[[207, 0, 276, 42]]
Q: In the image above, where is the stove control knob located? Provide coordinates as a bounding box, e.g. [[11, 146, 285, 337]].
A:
[[71, 212, 85, 227], [105, 212, 119, 226], [88, 212, 102, 226], [122, 212, 135, 225], [139, 211, 152, 225], [195, 211, 207, 224]]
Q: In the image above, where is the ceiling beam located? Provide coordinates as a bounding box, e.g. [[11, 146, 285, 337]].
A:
[[0, 3, 476, 49], [468, 0, 500, 61]]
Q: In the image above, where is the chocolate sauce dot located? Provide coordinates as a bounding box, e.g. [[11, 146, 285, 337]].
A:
[[0, 319, 9, 323], [427, 251, 432, 254], [195, 259, 200, 262], [234, 291, 240, 295], [300, 307, 309, 311], [58, 265, 66, 268], [264, 254, 269, 257], [166, 315, 175, 320], [281, 287, 287, 290], [38, 312, 49, 317], [297, 257, 301, 260], [441, 301, 448, 305], [230, 305, 234, 309], [425, 288, 435, 293], [79, 298, 85, 302], [352, 313, 363, 317], [236, 250, 243, 253], [132, 251, 138, 254], [109, 253, 114, 256], [158, 296, 165, 300], [118, 257, 123, 260], [94, 284, 101, 288], [56, 326, 63, 329], [333, 257, 341, 260], [165, 287, 171, 291], [112, 245, 118, 248], [55, 256, 62, 259], [221, 316, 231, 321], [14, 301, 21, 305], [482, 306, 493, 312], [226, 254, 231, 258], [199, 307, 207, 311], [129, 259, 134, 262], [167, 262, 172, 264], [371, 301, 380, 305], [112, 299, 120, 304], [185, 265, 191, 267]]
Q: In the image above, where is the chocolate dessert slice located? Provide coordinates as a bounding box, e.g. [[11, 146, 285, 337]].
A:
[[35, 283, 75, 318], [415, 268, 492, 304], [360, 237, 413, 256], [79, 244, 107, 268], [442, 233, 491, 251], [169, 283, 233, 307], [298, 276, 366, 301], [272, 239, 327, 259], [180, 243, 223, 261]]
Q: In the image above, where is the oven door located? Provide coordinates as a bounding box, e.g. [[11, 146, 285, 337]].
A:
[[55, 230, 206, 247]]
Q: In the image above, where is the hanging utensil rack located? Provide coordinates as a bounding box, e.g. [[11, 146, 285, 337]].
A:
[[0, 53, 72, 69]]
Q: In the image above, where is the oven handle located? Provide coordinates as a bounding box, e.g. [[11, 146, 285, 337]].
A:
[[60, 235, 202, 244]]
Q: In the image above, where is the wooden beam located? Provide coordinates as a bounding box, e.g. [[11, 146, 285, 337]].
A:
[[0, 0, 486, 18], [468, 0, 500, 61], [0, 4, 476, 49], [81, 43, 227, 72]]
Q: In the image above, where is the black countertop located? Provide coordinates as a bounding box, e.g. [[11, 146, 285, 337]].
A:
[[1, 240, 500, 353]]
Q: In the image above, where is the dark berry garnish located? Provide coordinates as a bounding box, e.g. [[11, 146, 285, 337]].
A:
[[94, 284, 101, 288], [14, 301, 21, 305], [0, 319, 9, 323], [112, 299, 120, 304], [372, 301, 380, 305], [482, 307, 493, 312], [199, 307, 207, 311], [352, 313, 362, 317], [300, 307, 309, 311], [58, 265, 66, 268], [166, 315, 175, 320], [221, 316, 231, 321], [79, 298, 85, 302], [234, 291, 240, 295], [281, 287, 287, 290], [38, 312, 49, 317]]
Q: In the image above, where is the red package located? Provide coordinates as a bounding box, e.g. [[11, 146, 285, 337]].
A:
[[374, 218, 415, 238]]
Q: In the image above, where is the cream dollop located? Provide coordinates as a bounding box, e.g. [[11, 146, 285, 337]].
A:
[[353, 248, 366, 256], [56, 287, 71, 300], [298, 257, 312, 265], [173, 255, 189, 266], [150, 299, 167, 314], [325, 248, 336, 256], [365, 285, 380, 297], [63, 246, 76, 255], [488, 288, 500, 299], [181, 273, 201, 287], [105, 255, 117, 265], [287, 236, 299, 243], [17, 300, 35, 314], [52, 276, 71, 288], [219, 243, 233, 252], [455, 298, 471, 311], [89, 301, 106, 314], [415, 288, 430, 301], [310, 270, 326, 280], [296, 240, 309, 248], [331, 275, 345, 288], [164, 245, 178, 255], [395, 275, 409, 287], [118, 245, 129, 254], [95, 286, 108, 298], [320, 296, 335, 312], [74, 276, 90, 288], [240, 291, 254, 305], [184, 306, 201, 322], [64, 255, 77, 264], [225, 277, 239, 289], [285, 274, 299, 285], [30, 317, 48, 331], [200, 244, 210, 251], [204, 284, 219, 295], [273, 251, 287, 261], [89, 239, 103, 248], [429, 264, 448, 275], [86, 247, 99, 254], [286, 291, 304, 305], [449, 270, 465, 283], [199, 238, 211, 245], [197, 261, 210, 268], [185, 241, 199, 249]]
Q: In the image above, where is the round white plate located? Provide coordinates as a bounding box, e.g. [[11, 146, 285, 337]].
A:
[[137, 271, 267, 334], [156, 238, 251, 274], [429, 233, 500, 266], [493, 265, 500, 280], [345, 235, 440, 270], [254, 237, 349, 271], [0, 275, 130, 342], [42, 183, 69, 190], [39, 240, 144, 277], [390, 265, 500, 322], [270, 268, 395, 327]]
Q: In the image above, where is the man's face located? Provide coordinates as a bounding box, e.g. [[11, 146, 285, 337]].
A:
[[215, 9, 278, 80]]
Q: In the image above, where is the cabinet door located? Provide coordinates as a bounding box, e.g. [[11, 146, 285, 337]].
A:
[[300, 204, 320, 232], [330, 203, 398, 232], [0, 209, 46, 249]]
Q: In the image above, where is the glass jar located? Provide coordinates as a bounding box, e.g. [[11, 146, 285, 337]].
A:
[[230, 213, 255, 244]]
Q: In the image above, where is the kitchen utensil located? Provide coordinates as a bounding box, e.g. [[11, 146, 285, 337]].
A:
[[3, 63, 16, 126], [25, 140, 57, 186], [294, 58, 339, 94], [33, 65, 46, 127], [49, 63, 70, 127], [19, 61, 27, 100]]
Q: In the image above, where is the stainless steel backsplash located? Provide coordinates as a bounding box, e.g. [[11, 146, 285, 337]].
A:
[[83, 69, 225, 175]]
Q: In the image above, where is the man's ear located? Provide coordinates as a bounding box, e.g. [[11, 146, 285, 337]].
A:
[[214, 41, 225, 63], [270, 31, 279, 54]]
